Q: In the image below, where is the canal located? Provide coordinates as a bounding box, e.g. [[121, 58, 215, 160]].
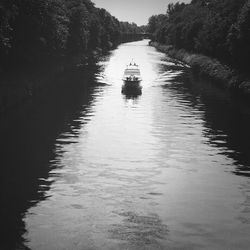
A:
[[1, 40, 250, 249]]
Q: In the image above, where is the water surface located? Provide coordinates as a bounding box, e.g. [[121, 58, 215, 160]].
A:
[[1, 40, 250, 250]]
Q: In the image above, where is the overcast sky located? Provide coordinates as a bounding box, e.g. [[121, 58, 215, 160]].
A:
[[92, 0, 191, 26]]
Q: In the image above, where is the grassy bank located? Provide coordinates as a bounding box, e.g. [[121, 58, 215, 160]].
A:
[[149, 42, 250, 97]]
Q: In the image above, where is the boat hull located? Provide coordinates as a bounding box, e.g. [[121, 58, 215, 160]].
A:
[[121, 80, 142, 95]]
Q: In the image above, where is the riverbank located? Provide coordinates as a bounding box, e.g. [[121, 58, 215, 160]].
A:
[[149, 42, 250, 97]]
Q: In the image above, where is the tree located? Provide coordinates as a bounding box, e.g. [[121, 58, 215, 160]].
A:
[[0, 0, 17, 59], [147, 0, 249, 71], [228, 0, 250, 69]]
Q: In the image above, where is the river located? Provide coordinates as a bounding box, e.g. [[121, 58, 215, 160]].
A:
[[1, 40, 250, 250]]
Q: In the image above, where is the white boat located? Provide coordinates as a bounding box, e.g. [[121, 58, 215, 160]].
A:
[[122, 62, 142, 93]]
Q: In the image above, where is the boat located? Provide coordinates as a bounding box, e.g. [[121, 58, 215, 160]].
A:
[[122, 62, 142, 94]]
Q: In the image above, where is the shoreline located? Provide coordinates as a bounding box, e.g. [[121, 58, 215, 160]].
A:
[[149, 41, 250, 97]]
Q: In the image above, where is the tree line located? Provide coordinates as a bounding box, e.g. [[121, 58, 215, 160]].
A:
[[0, 0, 144, 69], [148, 0, 250, 72]]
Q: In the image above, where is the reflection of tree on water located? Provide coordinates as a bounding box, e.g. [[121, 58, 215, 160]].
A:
[[0, 67, 100, 249], [163, 68, 250, 177]]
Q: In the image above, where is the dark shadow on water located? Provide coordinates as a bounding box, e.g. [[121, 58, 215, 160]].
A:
[[0, 65, 102, 250], [162, 67, 250, 177]]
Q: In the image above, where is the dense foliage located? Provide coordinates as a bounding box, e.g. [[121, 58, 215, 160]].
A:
[[0, 0, 144, 68], [148, 0, 250, 71]]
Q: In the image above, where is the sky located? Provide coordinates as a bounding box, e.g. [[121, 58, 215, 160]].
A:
[[92, 0, 191, 26]]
